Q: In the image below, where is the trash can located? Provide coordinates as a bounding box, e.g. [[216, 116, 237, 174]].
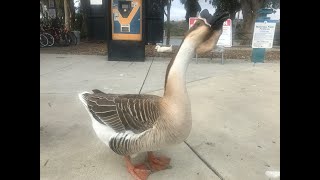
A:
[[72, 31, 80, 45]]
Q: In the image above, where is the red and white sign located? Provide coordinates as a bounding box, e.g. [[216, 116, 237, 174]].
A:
[[189, 18, 232, 47], [217, 19, 232, 47], [189, 17, 198, 29]]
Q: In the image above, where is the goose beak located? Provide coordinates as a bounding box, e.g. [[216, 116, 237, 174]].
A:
[[199, 9, 230, 30]]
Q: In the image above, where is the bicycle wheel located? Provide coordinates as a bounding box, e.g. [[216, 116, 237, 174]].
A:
[[68, 32, 77, 45], [43, 33, 54, 47], [40, 34, 48, 48], [62, 33, 72, 46]]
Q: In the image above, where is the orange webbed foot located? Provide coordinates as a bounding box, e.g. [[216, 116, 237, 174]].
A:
[[147, 151, 171, 171], [125, 156, 151, 180]]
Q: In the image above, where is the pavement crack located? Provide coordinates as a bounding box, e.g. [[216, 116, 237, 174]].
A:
[[111, 61, 120, 66], [128, 62, 134, 67], [187, 76, 212, 84], [44, 159, 49, 166], [184, 141, 225, 180]]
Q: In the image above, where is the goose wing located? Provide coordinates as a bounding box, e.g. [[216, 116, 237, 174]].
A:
[[81, 90, 162, 133]]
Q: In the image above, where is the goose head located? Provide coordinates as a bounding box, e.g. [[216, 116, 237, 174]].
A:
[[155, 45, 160, 50], [185, 9, 230, 54]]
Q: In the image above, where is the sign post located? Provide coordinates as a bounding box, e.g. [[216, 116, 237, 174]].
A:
[[217, 19, 232, 64], [251, 9, 277, 63], [217, 18, 232, 47]]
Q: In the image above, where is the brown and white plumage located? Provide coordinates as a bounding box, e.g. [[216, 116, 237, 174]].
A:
[[79, 9, 229, 180], [80, 92, 162, 154], [79, 90, 191, 156]]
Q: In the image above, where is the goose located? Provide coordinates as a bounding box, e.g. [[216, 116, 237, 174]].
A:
[[155, 44, 173, 53], [79, 9, 229, 180]]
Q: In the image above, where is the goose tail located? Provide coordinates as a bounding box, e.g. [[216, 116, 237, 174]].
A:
[[78, 91, 91, 106]]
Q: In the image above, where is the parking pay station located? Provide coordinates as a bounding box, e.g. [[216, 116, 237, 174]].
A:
[[111, 0, 142, 41], [106, 0, 164, 61]]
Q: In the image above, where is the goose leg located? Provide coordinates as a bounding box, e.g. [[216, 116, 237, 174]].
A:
[[147, 151, 171, 171], [124, 156, 151, 180]]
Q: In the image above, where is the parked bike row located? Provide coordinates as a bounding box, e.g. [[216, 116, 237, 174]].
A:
[[40, 25, 77, 48]]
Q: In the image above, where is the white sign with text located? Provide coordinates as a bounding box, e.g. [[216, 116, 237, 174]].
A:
[[90, 0, 102, 5], [252, 21, 276, 48]]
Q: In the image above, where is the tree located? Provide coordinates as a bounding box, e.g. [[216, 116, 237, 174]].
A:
[[239, 0, 279, 44], [40, 1, 47, 19], [80, 0, 89, 38], [70, 0, 76, 30], [210, 0, 241, 20], [64, 0, 71, 31], [163, 0, 173, 45], [180, 0, 201, 22], [205, 0, 279, 44], [40, 0, 78, 32], [55, 0, 66, 20]]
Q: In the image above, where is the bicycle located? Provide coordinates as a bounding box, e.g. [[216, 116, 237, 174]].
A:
[[40, 19, 77, 47], [41, 25, 54, 47], [40, 33, 48, 48], [48, 26, 77, 46]]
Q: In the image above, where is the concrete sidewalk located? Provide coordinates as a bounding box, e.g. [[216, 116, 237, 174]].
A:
[[40, 54, 280, 180]]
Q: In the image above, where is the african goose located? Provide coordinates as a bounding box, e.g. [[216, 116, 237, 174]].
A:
[[79, 9, 229, 180]]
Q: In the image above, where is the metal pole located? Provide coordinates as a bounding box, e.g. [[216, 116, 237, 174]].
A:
[[196, 53, 198, 64], [221, 46, 224, 64], [221, 50, 224, 64]]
